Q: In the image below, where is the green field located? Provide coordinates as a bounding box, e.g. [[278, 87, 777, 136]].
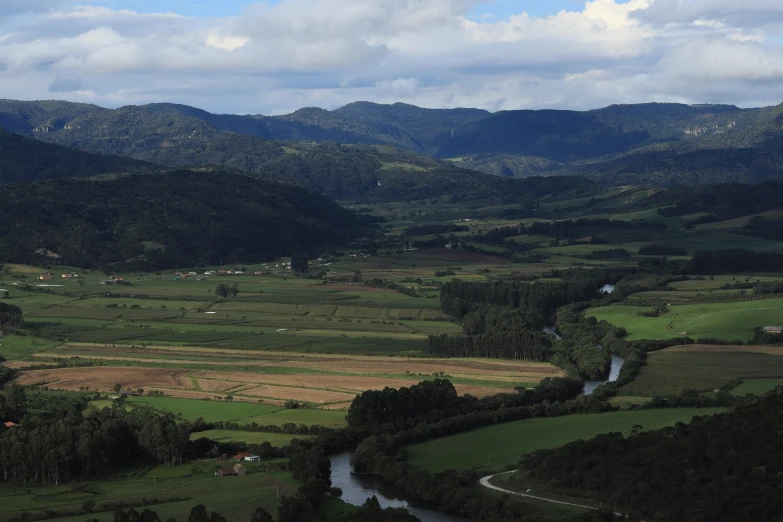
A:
[[247, 409, 347, 427], [619, 351, 783, 396], [0, 461, 296, 522], [729, 378, 783, 396], [125, 396, 281, 422], [190, 429, 311, 445], [586, 298, 783, 341], [407, 408, 723, 473]]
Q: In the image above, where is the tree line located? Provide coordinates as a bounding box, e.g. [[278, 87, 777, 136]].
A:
[[520, 390, 783, 522]]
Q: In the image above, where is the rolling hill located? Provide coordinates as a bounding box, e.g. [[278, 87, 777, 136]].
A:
[[0, 170, 365, 269], [0, 125, 162, 183]]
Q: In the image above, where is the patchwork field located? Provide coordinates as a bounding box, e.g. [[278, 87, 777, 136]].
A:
[[407, 408, 723, 473], [618, 345, 783, 397], [13, 344, 562, 408]]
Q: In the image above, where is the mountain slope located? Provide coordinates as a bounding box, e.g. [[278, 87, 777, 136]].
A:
[[0, 101, 583, 201], [0, 170, 364, 269], [0, 125, 162, 183]]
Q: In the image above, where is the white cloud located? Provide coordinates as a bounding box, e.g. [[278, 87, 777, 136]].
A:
[[0, 0, 781, 114]]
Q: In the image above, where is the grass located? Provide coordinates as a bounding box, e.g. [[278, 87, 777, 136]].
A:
[[0, 336, 58, 360], [619, 351, 783, 396], [729, 378, 783, 396], [124, 396, 281, 422], [190, 429, 311, 445], [586, 298, 783, 341], [407, 408, 723, 473], [246, 409, 347, 427], [0, 460, 295, 522]]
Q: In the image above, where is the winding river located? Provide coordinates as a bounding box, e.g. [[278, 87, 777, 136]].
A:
[[582, 354, 625, 395], [330, 453, 464, 522]]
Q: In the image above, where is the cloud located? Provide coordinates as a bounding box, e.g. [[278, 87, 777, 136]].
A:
[[0, 0, 63, 18], [48, 75, 89, 93], [0, 0, 781, 114]]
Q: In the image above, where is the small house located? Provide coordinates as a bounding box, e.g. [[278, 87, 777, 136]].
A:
[[39, 274, 54, 280], [4, 422, 18, 429], [762, 326, 783, 334], [61, 273, 75, 278], [215, 469, 237, 477], [233, 452, 260, 462]]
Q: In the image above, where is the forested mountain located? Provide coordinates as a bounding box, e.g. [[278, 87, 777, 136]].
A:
[[4, 98, 783, 188], [143, 101, 489, 155], [0, 170, 364, 269], [0, 125, 161, 183], [0, 100, 565, 201]]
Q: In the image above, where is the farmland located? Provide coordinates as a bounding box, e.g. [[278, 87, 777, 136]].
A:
[[586, 298, 783, 342], [407, 408, 724, 473], [618, 345, 783, 397], [0, 461, 297, 522]]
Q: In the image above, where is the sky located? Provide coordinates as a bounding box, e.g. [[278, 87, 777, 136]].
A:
[[1, 0, 782, 114]]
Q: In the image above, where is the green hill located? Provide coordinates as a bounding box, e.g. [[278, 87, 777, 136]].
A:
[[0, 125, 161, 183], [0, 170, 364, 269], [0, 101, 540, 201]]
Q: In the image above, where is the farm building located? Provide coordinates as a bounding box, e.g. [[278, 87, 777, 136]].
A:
[[762, 326, 783, 334], [4, 422, 19, 429], [61, 273, 75, 278], [233, 452, 260, 462], [215, 469, 237, 477]]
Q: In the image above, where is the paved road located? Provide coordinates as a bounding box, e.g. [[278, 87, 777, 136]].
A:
[[479, 471, 625, 516]]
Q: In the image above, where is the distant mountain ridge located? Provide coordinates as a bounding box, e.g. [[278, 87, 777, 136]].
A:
[[2, 98, 783, 187]]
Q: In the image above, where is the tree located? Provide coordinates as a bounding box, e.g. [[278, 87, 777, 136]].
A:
[[250, 507, 272, 522], [291, 254, 309, 274], [214, 284, 230, 299], [188, 505, 209, 522], [229, 283, 239, 298], [113, 384, 122, 393], [208, 512, 226, 522], [352, 271, 363, 282], [5, 385, 26, 421]]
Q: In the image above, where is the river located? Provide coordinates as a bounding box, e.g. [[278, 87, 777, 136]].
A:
[[582, 354, 625, 395], [330, 452, 464, 522]]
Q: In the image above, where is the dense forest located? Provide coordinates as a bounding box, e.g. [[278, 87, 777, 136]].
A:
[[521, 391, 783, 522], [0, 170, 364, 269], [0, 126, 161, 184], [0, 388, 190, 484]]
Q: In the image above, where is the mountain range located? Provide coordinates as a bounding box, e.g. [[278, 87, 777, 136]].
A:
[[2, 98, 783, 187]]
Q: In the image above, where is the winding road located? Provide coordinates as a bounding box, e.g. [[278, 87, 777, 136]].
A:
[[479, 471, 626, 516]]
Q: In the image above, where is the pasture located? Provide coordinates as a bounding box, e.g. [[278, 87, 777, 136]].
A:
[[407, 408, 723, 473], [586, 298, 783, 341], [189, 430, 310, 445], [618, 345, 783, 397], [729, 378, 783, 397]]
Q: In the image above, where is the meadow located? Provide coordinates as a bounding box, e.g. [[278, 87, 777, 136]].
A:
[[406, 407, 724, 473], [586, 298, 783, 341]]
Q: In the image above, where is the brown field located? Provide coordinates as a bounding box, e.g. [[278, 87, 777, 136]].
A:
[[241, 385, 355, 404], [14, 367, 190, 390], [663, 344, 783, 355], [18, 343, 562, 406], [198, 370, 417, 391]]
